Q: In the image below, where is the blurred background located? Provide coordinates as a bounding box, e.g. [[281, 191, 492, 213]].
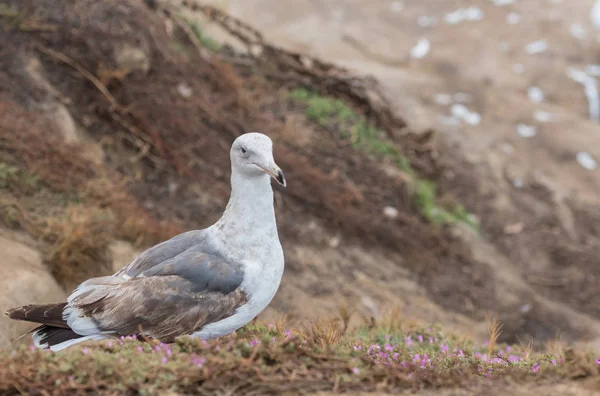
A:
[[1, 0, 599, 351]]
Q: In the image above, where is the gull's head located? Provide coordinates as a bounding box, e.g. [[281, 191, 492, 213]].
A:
[[230, 132, 286, 187]]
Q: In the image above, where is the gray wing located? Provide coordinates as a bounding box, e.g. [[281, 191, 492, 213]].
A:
[[114, 230, 208, 278], [68, 246, 246, 341]]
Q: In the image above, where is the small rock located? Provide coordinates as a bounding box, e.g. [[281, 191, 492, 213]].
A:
[[516, 123, 537, 138], [570, 23, 587, 40], [512, 179, 524, 189], [383, 206, 399, 219], [512, 63, 526, 74], [506, 12, 521, 24], [418, 16, 438, 27], [504, 222, 524, 234], [391, 1, 404, 13], [533, 110, 556, 123], [410, 38, 431, 59], [434, 93, 452, 105], [525, 40, 548, 54], [329, 237, 341, 248], [520, 304, 532, 314], [493, 0, 515, 6], [576, 152, 598, 170], [177, 82, 193, 98], [527, 86, 544, 103]]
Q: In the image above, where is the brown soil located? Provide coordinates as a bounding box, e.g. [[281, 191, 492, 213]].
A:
[[0, 0, 599, 360]]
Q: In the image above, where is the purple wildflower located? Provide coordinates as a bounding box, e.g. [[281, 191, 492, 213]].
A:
[[82, 348, 89, 355], [107, 341, 113, 348], [384, 343, 393, 351], [440, 343, 449, 353], [353, 345, 363, 351], [405, 336, 413, 347], [28, 345, 35, 352], [138, 346, 143, 352], [552, 359, 557, 366], [352, 367, 359, 374], [417, 335, 423, 343], [596, 358, 600, 365], [249, 338, 261, 348], [531, 362, 541, 373], [161, 357, 168, 364]]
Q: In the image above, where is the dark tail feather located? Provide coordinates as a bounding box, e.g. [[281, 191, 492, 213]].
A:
[[5, 303, 69, 328], [32, 325, 83, 348]]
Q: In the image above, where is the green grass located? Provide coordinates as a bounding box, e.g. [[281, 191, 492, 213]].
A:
[[0, 162, 40, 191], [184, 17, 222, 53], [1, 317, 596, 394], [288, 88, 478, 230]]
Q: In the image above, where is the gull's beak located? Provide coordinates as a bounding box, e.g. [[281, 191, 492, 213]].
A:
[[255, 162, 286, 187]]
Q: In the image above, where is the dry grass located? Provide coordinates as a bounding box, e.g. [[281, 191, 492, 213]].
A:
[[487, 315, 504, 358]]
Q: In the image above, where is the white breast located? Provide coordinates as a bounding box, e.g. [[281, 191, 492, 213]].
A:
[[190, 243, 284, 339]]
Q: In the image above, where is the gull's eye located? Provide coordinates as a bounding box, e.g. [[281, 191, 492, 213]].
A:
[[241, 146, 247, 154]]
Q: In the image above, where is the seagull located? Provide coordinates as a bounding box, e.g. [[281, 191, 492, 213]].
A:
[[6, 132, 286, 351]]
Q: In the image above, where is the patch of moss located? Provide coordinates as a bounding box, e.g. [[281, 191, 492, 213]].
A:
[[288, 89, 478, 229]]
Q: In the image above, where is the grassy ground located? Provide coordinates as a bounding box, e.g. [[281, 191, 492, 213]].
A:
[[1, 314, 598, 394]]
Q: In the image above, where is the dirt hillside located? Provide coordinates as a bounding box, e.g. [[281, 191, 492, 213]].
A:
[[0, 0, 599, 356]]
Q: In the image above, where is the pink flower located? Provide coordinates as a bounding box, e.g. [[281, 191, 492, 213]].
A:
[[440, 343, 449, 353], [552, 359, 557, 366], [249, 339, 261, 348], [417, 335, 423, 343], [351, 367, 359, 374], [353, 345, 363, 351], [107, 341, 114, 347], [596, 358, 600, 365], [161, 357, 168, 364], [531, 362, 541, 373], [384, 343, 393, 351], [82, 348, 89, 355]]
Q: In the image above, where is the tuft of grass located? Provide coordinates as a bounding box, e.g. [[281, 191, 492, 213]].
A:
[[288, 88, 478, 229], [487, 315, 504, 358]]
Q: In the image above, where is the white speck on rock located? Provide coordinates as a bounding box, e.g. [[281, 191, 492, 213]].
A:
[[586, 65, 600, 76], [513, 179, 524, 189], [576, 152, 597, 170], [498, 42, 511, 52], [391, 1, 404, 13], [533, 110, 556, 123], [566, 67, 600, 122], [527, 86, 544, 103], [513, 63, 526, 74], [418, 16, 438, 27], [383, 206, 399, 219], [506, 12, 521, 24], [177, 82, 193, 98], [434, 93, 452, 105], [329, 236, 341, 248], [454, 92, 473, 103], [525, 40, 548, 54], [445, 7, 484, 24], [516, 123, 537, 138], [520, 304, 532, 313], [570, 23, 587, 40], [501, 143, 514, 154], [451, 104, 481, 125], [493, 0, 515, 6], [591, 0, 600, 32], [410, 38, 430, 59]]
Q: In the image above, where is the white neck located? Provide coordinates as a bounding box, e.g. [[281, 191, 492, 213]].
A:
[[211, 168, 278, 256]]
